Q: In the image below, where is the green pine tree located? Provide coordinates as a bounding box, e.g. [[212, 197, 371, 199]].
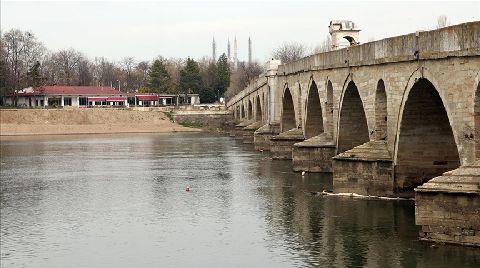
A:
[[215, 53, 231, 98], [147, 59, 172, 93], [199, 87, 217, 103], [204, 62, 217, 88], [179, 57, 202, 94], [26, 61, 44, 87]]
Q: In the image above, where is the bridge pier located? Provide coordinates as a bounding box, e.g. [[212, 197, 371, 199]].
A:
[[234, 120, 253, 140], [415, 161, 480, 247], [292, 133, 335, 172], [254, 123, 280, 151], [332, 141, 394, 196], [243, 121, 263, 144], [270, 128, 305, 160]]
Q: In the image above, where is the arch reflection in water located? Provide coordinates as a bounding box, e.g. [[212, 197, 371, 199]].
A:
[[1, 133, 478, 267]]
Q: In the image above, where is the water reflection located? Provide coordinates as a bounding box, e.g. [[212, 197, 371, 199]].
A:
[[0, 133, 479, 268]]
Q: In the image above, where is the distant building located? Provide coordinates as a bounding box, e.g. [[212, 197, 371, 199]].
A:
[[214, 36, 253, 69], [2, 86, 200, 108], [329, 20, 361, 50]]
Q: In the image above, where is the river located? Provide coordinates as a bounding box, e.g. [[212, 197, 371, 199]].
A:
[[1, 133, 478, 267]]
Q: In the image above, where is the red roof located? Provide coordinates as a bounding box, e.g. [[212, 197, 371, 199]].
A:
[[12, 86, 124, 96], [87, 97, 108, 101], [136, 95, 159, 101], [107, 97, 127, 102]]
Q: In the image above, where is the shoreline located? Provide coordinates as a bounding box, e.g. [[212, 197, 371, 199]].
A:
[[0, 123, 202, 137], [0, 128, 202, 137], [0, 109, 204, 136]]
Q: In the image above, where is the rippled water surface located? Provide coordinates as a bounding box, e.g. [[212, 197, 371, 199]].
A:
[[1, 133, 479, 267]]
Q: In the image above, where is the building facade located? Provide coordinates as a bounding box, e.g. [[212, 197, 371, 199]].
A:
[[3, 86, 200, 108]]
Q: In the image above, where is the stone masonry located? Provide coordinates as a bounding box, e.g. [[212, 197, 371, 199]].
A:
[[292, 133, 335, 172], [254, 123, 280, 151], [226, 21, 480, 246]]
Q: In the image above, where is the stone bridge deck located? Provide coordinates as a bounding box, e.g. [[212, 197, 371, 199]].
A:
[[227, 21, 480, 246]]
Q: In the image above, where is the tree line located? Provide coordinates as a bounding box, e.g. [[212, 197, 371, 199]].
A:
[[0, 29, 331, 104], [0, 29, 258, 103], [2, 17, 450, 104]]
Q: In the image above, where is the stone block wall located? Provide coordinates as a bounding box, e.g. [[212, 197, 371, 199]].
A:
[[416, 191, 480, 246], [234, 126, 245, 140], [271, 139, 300, 160], [333, 160, 394, 196], [242, 129, 255, 144], [292, 146, 335, 172], [254, 133, 273, 151], [173, 111, 233, 132]]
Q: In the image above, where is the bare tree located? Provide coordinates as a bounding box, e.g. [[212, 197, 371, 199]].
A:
[[92, 57, 119, 87], [135, 61, 150, 91], [437, 15, 449, 29], [120, 57, 136, 92], [271, 42, 307, 63], [2, 29, 45, 90], [78, 58, 93, 86], [313, 35, 332, 54], [0, 40, 10, 101], [49, 48, 83, 85], [165, 57, 184, 91], [198, 56, 215, 89], [225, 61, 265, 99]]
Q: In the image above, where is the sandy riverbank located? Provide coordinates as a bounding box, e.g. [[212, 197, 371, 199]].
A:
[[0, 109, 201, 136]]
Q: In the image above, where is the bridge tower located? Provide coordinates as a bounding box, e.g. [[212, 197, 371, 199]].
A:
[[329, 20, 361, 50]]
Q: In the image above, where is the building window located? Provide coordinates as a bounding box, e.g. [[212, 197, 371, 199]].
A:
[[79, 97, 87, 106], [48, 97, 61, 107], [64, 97, 72, 106]]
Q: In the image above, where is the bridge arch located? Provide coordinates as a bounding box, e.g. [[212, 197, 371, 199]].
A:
[[281, 87, 296, 132], [475, 82, 480, 160], [262, 92, 265, 121], [394, 78, 460, 193], [255, 95, 262, 122], [304, 80, 324, 139], [247, 99, 253, 120], [343, 35, 357, 45], [326, 80, 334, 136], [374, 79, 388, 140], [337, 81, 369, 154]]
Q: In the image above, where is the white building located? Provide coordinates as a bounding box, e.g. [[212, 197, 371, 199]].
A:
[[2, 86, 200, 108]]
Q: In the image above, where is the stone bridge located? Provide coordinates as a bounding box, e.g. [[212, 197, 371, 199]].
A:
[[226, 21, 480, 246]]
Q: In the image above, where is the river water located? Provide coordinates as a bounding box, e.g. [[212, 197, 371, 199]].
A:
[[0, 133, 478, 267]]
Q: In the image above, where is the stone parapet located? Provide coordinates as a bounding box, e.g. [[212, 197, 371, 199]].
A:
[[333, 141, 394, 196], [271, 128, 305, 160], [292, 133, 336, 172], [415, 161, 480, 247], [276, 22, 480, 76]]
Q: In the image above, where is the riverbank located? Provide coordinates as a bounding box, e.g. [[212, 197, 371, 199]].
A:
[[0, 108, 202, 136]]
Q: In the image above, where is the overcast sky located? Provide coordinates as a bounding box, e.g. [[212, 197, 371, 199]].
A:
[[2, 1, 479, 63]]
